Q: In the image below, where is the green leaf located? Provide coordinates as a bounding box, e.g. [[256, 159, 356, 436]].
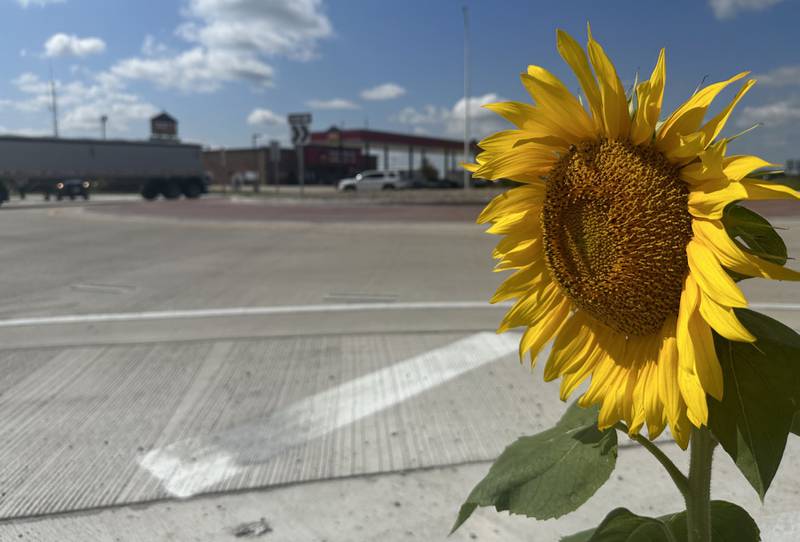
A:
[[722, 204, 787, 267], [561, 501, 760, 542], [665, 501, 761, 541], [793, 412, 800, 437], [708, 309, 800, 499], [560, 509, 672, 542], [452, 402, 617, 533]]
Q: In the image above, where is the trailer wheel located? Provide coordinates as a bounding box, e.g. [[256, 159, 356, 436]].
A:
[[141, 181, 160, 201], [182, 180, 203, 199], [161, 180, 182, 200]]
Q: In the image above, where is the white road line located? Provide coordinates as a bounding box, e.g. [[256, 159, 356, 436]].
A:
[[0, 301, 797, 329], [0, 301, 509, 328], [139, 331, 521, 498]]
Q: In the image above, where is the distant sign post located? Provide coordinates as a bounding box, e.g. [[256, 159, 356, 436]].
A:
[[289, 113, 311, 196], [270, 140, 280, 192]]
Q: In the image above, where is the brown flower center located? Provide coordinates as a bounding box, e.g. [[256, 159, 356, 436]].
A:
[[542, 139, 692, 336]]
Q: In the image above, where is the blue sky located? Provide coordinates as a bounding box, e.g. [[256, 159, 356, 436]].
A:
[[0, 0, 798, 164]]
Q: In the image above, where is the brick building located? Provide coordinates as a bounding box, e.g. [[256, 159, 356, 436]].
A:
[[202, 144, 376, 188]]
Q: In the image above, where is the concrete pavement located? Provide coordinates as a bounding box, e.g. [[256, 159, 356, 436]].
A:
[[0, 197, 796, 541]]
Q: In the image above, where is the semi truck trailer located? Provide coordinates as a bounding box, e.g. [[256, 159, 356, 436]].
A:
[[0, 135, 206, 206]]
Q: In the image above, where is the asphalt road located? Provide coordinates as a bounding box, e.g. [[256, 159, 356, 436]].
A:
[[0, 196, 797, 541]]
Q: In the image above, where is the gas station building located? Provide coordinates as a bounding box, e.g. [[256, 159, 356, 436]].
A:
[[202, 127, 473, 188]]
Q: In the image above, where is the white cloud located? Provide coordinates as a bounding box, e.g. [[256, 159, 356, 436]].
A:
[[306, 98, 359, 110], [247, 108, 285, 126], [361, 83, 406, 101], [44, 33, 106, 58], [16, 0, 64, 7], [141, 35, 168, 57], [708, 0, 783, 18], [112, 47, 273, 93], [109, 0, 332, 92], [393, 104, 447, 125], [736, 100, 800, 128], [754, 65, 800, 87], [393, 93, 506, 139], [181, 0, 332, 60], [9, 72, 158, 135]]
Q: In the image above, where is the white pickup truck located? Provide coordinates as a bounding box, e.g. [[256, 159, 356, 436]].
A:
[[337, 170, 412, 191]]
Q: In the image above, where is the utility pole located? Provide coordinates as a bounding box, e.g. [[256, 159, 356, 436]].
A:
[[462, 5, 471, 190], [100, 115, 108, 139], [48, 63, 59, 138]]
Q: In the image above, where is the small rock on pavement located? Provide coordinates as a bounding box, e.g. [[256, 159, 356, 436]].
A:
[[232, 517, 272, 538]]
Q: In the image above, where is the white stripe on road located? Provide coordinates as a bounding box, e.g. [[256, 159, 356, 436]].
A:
[[0, 301, 797, 329], [139, 331, 521, 498], [0, 301, 509, 328]]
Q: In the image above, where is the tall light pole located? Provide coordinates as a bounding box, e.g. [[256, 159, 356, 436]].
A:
[[462, 5, 471, 190], [48, 63, 59, 138], [100, 115, 108, 139]]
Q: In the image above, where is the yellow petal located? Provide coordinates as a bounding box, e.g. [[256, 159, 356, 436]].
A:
[[519, 297, 571, 365], [699, 79, 756, 144], [658, 71, 749, 152], [692, 218, 800, 281], [522, 66, 596, 140], [556, 29, 603, 131], [656, 317, 681, 427], [493, 230, 541, 258], [688, 177, 800, 219], [486, 209, 532, 235], [478, 130, 567, 154], [580, 335, 627, 406], [497, 279, 563, 332], [698, 289, 756, 342], [483, 101, 575, 144], [740, 177, 800, 200], [586, 24, 629, 139], [474, 146, 557, 183], [687, 239, 747, 307], [478, 185, 545, 224], [670, 404, 692, 449], [723, 155, 775, 181], [477, 130, 528, 153], [631, 48, 666, 145], [687, 304, 723, 401], [543, 311, 595, 381], [559, 342, 605, 400], [676, 274, 710, 425], [629, 335, 662, 436], [491, 259, 547, 303], [680, 140, 727, 186], [663, 131, 707, 164], [495, 237, 543, 271]]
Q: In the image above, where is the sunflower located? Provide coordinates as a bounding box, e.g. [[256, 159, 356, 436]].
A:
[[468, 26, 800, 449]]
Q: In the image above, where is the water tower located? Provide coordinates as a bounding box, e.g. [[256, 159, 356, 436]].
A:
[[150, 112, 178, 141]]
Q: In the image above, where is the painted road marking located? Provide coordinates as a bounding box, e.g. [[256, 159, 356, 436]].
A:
[[139, 331, 521, 498], [0, 301, 796, 328]]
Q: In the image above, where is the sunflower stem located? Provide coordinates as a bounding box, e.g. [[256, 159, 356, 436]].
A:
[[686, 426, 716, 542], [613, 423, 689, 499]]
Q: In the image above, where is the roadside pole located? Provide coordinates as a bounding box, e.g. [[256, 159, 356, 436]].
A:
[[270, 140, 280, 193], [288, 113, 312, 198], [298, 144, 305, 197], [256, 145, 265, 193]]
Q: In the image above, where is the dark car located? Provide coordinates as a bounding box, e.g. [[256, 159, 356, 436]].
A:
[[47, 179, 91, 201]]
